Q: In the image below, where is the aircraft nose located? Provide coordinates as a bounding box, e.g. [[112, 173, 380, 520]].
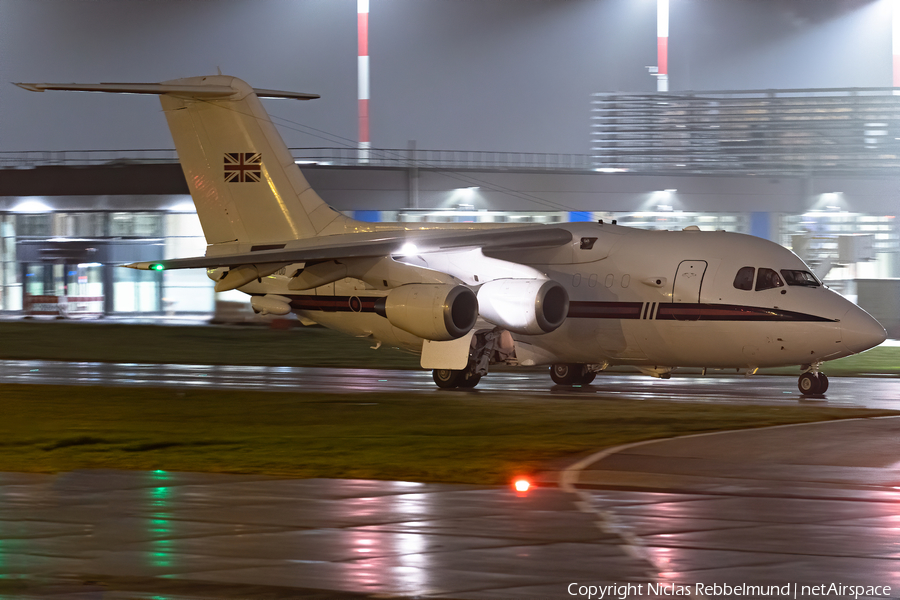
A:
[[841, 306, 887, 354]]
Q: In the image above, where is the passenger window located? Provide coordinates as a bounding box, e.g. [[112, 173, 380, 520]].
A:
[[733, 266, 754, 291], [780, 269, 819, 287], [755, 268, 784, 291]]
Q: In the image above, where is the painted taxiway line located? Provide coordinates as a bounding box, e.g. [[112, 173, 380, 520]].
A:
[[558, 415, 899, 599]]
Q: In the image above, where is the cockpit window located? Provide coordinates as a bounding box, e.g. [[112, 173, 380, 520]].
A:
[[733, 266, 754, 291], [755, 268, 784, 291], [780, 269, 820, 287]]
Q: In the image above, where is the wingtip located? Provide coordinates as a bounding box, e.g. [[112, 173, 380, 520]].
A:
[[122, 262, 150, 270], [14, 83, 43, 92]]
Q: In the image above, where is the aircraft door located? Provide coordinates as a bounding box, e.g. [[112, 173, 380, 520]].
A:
[[672, 260, 707, 321]]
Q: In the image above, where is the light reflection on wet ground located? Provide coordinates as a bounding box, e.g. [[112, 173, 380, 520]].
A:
[[3, 417, 900, 599], [0, 359, 899, 410], [2, 360, 900, 598]]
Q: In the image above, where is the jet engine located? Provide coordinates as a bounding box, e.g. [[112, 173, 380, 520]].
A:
[[477, 278, 569, 335], [374, 284, 478, 341]]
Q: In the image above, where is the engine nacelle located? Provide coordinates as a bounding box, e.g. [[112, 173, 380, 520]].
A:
[[477, 278, 569, 335], [374, 284, 478, 341]]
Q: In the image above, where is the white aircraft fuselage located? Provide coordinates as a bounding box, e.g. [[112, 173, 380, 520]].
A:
[[233, 222, 880, 372]]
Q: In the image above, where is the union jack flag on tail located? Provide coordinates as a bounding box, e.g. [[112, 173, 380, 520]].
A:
[[224, 152, 262, 183]]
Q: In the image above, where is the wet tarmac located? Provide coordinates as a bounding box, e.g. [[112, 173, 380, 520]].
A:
[[0, 358, 899, 409], [565, 416, 900, 598], [3, 417, 900, 599], [2, 361, 900, 598]]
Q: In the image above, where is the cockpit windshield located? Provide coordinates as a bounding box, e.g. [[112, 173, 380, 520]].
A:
[[755, 268, 784, 291], [733, 267, 820, 291], [733, 266, 754, 291], [780, 269, 820, 287]]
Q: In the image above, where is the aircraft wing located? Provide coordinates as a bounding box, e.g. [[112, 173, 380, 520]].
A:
[[125, 225, 572, 271], [14, 82, 319, 100]]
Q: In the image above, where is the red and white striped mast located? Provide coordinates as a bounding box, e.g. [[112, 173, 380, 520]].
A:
[[657, 0, 669, 92], [358, 0, 370, 160], [893, 0, 900, 87]]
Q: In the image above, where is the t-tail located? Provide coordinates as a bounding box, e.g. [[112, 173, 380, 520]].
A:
[[15, 76, 357, 250]]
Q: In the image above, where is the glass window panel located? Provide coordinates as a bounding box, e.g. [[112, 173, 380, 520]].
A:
[[109, 212, 162, 237], [68, 264, 103, 297], [113, 268, 161, 312], [755, 268, 784, 291], [17, 215, 51, 237], [780, 269, 819, 287], [24, 264, 45, 295], [733, 266, 755, 291]]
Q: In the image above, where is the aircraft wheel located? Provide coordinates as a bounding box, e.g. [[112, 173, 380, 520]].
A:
[[550, 364, 577, 385], [798, 372, 827, 396], [576, 371, 596, 385], [433, 369, 462, 389], [816, 373, 829, 394], [458, 371, 482, 388]]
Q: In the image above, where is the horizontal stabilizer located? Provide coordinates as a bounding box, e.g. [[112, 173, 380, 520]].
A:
[[124, 226, 573, 271], [14, 82, 319, 101]]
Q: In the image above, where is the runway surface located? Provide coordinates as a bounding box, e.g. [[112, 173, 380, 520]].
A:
[[4, 418, 900, 599], [0, 359, 898, 409], [3, 360, 900, 598]]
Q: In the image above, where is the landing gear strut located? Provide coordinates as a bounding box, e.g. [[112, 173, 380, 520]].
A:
[[798, 369, 829, 396], [550, 363, 596, 385], [430, 329, 514, 390]]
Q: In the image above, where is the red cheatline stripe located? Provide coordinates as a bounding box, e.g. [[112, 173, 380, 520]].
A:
[[359, 98, 369, 144], [657, 36, 668, 76], [358, 12, 368, 57], [289, 295, 378, 313], [567, 301, 644, 319]]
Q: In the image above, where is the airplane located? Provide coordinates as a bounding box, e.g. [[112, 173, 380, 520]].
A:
[[16, 76, 887, 396]]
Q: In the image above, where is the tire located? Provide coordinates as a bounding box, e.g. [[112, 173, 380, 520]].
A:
[[816, 373, 829, 394], [550, 364, 576, 385], [458, 371, 482, 388], [798, 372, 819, 395], [433, 369, 462, 389], [576, 371, 596, 385]]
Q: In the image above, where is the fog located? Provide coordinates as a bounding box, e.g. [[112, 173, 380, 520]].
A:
[[0, 0, 889, 155]]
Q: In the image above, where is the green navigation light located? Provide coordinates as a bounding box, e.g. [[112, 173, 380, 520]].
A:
[[150, 264, 164, 271]]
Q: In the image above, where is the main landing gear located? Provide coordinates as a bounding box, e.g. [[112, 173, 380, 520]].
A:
[[432, 367, 481, 389], [431, 329, 514, 390], [549, 363, 596, 386], [798, 371, 829, 396]]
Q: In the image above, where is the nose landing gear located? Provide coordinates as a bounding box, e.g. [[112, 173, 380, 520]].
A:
[[798, 365, 829, 396]]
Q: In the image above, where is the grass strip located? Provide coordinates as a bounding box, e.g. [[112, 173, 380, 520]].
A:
[[0, 321, 420, 369], [760, 346, 900, 377], [1, 384, 895, 485]]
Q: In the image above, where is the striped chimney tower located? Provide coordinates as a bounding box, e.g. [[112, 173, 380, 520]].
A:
[[657, 0, 669, 92], [358, 0, 370, 160], [893, 0, 900, 87]]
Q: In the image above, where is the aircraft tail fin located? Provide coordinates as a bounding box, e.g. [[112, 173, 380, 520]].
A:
[[17, 76, 356, 247]]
